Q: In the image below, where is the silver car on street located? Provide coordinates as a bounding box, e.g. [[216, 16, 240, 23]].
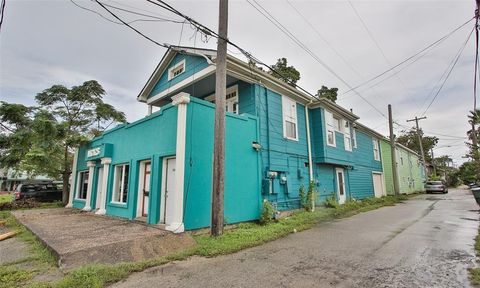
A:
[[425, 181, 448, 194]]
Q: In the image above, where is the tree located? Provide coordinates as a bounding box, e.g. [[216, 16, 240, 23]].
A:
[[316, 86, 339, 102], [396, 128, 438, 163], [269, 58, 300, 86], [0, 80, 126, 204]]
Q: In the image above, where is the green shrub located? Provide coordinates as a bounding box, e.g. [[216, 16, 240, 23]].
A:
[[324, 194, 338, 208], [260, 200, 275, 225]]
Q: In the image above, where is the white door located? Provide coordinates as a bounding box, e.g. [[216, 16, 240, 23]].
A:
[[141, 162, 151, 217], [95, 167, 103, 210], [162, 158, 176, 225], [336, 168, 346, 204], [373, 173, 385, 198]]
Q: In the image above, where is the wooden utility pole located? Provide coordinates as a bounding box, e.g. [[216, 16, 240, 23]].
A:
[[407, 116, 428, 179], [388, 105, 400, 196], [211, 0, 228, 236]]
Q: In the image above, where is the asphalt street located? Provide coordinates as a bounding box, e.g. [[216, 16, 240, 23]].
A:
[[112, 188, 479, 288]]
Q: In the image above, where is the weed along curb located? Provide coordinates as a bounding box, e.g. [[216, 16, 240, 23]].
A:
[[5, 194, 413, 288]]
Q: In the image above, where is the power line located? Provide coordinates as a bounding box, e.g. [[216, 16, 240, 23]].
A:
[[100, 1, 185, 23], [246, 0, 387, 118], [340, 17, 474, 96], [94, 0, 170, 48], [421, 27, 473, 116], [0, 0, 5, 33]]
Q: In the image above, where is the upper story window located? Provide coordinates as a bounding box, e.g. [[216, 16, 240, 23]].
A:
[[168, 59, 186, 81], [112, 163, 130, 204], [324, 110, 336, 147], [344, 121, 352, 151], [373, 139, 380, 161], [282, 95, 298, 140], [352, 129, 357, 148], [205, 85, 239, 114], [333, 117, 341, 131], [76, 171, 89, 200]]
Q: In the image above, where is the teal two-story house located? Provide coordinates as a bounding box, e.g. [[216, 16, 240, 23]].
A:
[[67, 46, 386, 232]]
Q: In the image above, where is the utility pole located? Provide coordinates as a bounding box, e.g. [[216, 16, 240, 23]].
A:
[[407, 116, 428, 179], [388, 105, 400, 196], [211, 0, 228, 236], [431, 148, 436, 176]]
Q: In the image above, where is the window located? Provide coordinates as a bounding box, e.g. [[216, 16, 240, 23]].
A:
[[205, 85, 239, 114], [282, 95, 298, 140], [76, 171, 89, 200], [373, 139, 380, 161], [325, 110, 336, 147], [343, 121, 352, 151], [112, 164, 130, 203], [333, 117, 341, 131], [168, 59, 186, 80], [352, 129, 357, 148]]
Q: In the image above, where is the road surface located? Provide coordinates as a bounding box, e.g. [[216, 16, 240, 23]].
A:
[[112, 188, 479, 288]]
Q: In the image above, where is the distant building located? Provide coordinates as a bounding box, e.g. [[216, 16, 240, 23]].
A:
[[0, 168, 52, 192]]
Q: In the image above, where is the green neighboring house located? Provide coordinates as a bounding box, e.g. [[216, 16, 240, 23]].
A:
[[380, 140, 426, 195]]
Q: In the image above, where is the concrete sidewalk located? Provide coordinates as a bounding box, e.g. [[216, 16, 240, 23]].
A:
[[12, 208, 195, 270]]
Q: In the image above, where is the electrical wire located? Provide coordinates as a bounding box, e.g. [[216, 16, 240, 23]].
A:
[[246, 0, 387, 118], [94, 0, 171, 48], [100, 1, 185, 23], [421, 27, 474, 116], [0, 0, 5, 33]]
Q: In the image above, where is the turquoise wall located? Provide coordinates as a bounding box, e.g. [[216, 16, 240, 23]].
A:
[[183, 98, 261, 230], [74, 105, 178, 223], [148, 53, 210, 98]]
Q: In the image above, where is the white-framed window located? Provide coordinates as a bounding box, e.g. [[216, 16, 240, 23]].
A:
[[373, 139, 380, 161], [168, 59, 186, 81], [205, 85, 239, 114], [325, 110, 336, 147], [352, 128, 357, 148], [333, 117, 341, 132], [112, 163, 130, 204], [76, 171, 89, 200], [282, 95, 298, 140], [343, 121, 352, 151]]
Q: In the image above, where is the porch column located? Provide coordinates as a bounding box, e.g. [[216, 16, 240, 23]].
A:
[[66, 148, 78, 208], [95, 157, 111, 215], [82, 161, 96, 211], [168, 92, 190, 233]]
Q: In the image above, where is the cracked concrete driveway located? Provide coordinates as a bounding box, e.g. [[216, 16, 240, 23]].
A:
[[112, 188, 479, 288]]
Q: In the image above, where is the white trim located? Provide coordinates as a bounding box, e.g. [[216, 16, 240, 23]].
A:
[[352, 129, 357, 148], [335, 168, 346, 204], [111, 163, 130, 204], [147, 65, 216, 105], [373, 139, 381, 161], [82, 161, 96, 211], [167, 59, 186, 81], [137, 161, 147, 218], [95, 157, 111, 215], [324, 110, 336, 147], [305, 104, 315, 211], [282, 95, 299, 141], [66, 149, 78, 208]]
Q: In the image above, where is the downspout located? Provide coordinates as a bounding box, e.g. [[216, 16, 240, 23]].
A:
[[305, 101, 315, 211]]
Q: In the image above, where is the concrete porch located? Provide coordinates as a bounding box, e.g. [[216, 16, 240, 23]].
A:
[[12, 208, 195, 270]]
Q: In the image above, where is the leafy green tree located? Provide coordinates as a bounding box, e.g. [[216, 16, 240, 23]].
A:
[[316, 86, 339, 102], [269, 58, 300, 86], [457, 161, 478, 184], [396, 128, 438, 163], [0, 80, 126, 204]]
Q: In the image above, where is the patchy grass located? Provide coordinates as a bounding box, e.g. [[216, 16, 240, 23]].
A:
[[0, 193, 12, 204], [470, 228, 480, 285], [26, 194, 413, 288]]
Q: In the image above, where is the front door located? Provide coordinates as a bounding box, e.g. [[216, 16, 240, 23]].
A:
[[373, 173, 385, 198], [95, 167, 103, 210], [162, 158, 176, 225], [336, 168, 346, 204], [141, 161, 151, 217]]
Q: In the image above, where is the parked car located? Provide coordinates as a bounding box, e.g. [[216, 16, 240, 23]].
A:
[[425, 181, 448, 194], [14, 181, 62, 202]]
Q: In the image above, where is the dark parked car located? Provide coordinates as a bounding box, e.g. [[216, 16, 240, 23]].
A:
[[425, 181, 448, 194], [14, 181, 62, 202]]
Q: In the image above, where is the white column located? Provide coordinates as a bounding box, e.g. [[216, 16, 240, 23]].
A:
[[82, 161, 96, 211], [147, 105, 153, 116], [95, 157, 111, 215], [66, 149, 79, 208], [167, 92, 190, 233]]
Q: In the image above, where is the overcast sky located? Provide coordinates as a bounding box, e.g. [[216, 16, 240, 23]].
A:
[[0, 0, 475, 165]]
